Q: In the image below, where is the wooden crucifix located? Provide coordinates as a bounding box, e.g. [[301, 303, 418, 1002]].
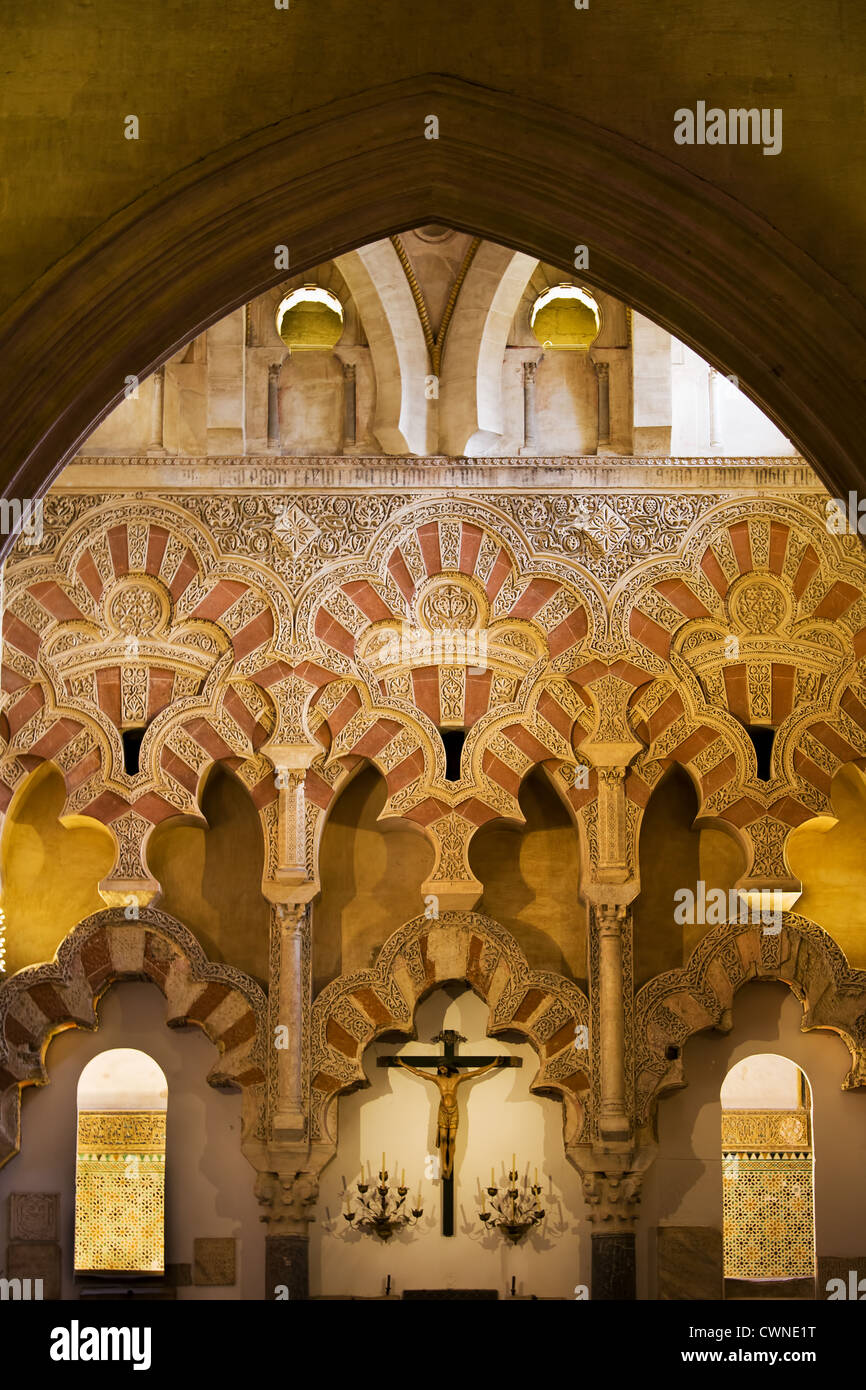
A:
[[378, 1029, 520, 1236]]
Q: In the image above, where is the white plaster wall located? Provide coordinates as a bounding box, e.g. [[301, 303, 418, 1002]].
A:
[[278, 351, 344, 455], [640, 982, 866, 1298], [534, 353, 597, 455], [312, 986, 588, 1299], [0, 982, 264, 1299], [670, 338, 796, 456]]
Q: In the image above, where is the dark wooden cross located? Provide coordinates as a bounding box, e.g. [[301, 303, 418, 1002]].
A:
[[378, 1029, 521, 1236]]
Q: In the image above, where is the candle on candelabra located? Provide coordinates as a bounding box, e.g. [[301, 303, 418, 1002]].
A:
[[482, 1189, 486, 1212], [382, 1151, 386, 1176], [535, 1167, 539, 1187], [491, 1166, 495, 1187], [512, 1152, 516, 1174], [401, 1168, 405, 1188]]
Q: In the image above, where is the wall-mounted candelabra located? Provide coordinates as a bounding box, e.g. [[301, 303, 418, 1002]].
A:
[[480, 1155, 545, 1244], [344, 1155, 423, 1241]]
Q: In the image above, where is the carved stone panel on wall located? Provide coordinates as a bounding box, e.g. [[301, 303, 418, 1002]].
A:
[[193, 1236, 237, 1286], [8, 1192, 59, 1241]]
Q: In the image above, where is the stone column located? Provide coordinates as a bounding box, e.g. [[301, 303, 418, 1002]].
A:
[[256, 1171, 318, 1300], [341, 361, 357, 451], [596, 903, 629, 1142], [595, 359, 611, 448], [273, 901, 309, 1139], [581, 1170, 644, 1300], [267, 363, 281, 452], [708, 366, 721, 450], [521, 358, 539, 453], [147, 366, 165, 453]]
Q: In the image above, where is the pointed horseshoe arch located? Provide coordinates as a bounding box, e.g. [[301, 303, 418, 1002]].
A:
[[634, 911, 866, 1133], [1, 77, 863, 513], [0, 906, 268, 1168], [309, 909, 591, 1149]]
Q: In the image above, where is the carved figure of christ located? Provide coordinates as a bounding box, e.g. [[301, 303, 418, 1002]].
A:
[[378, 1029, 521, 1236]]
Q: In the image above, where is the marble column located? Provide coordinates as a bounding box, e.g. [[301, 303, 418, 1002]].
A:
[[580, 1170, 645, 1300], [256, 1172, 318, 1299], [266, 1235, 309, 1301], [597, 903, 629, 1141], [273, 901, 309, 1138], [521, 359, 539, 453], [595, 359, 611, 448], [341, 361, 357, 451], [708, 367, 721, 450], [592, 1233, 636, 1300], [267, 362, 281, 452], [147, 366, 165, 453]]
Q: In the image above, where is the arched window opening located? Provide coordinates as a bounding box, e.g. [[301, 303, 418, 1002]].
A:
[[121, 726, 146, 776], [439, 727, 466, 783], [721, 1053, 815, 1292], [74, 1048, 167, 1275]]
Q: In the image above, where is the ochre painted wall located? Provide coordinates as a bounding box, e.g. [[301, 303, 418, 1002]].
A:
[[314, 765, 434, 995], [787, 763, 866, 969], [633, 765, 745, 988], [469, 769, 585, 986], [1, 763, 115, 975], [147, 764, 269, 985]]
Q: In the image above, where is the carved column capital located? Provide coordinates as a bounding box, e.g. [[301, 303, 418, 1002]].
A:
[[596, 902, 628, 936], [255, 1170, 319, 1235], [580, 1169, 644, 1231], [275, 901, 309, 936]]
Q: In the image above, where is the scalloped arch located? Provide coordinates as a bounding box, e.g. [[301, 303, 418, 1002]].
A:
[[634, 911, 866, 1134], [0, 906, 268, 1167], [309, 909, 591, 1149]]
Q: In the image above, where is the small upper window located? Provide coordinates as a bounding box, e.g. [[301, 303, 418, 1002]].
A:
[[530, 284, 601, 351], [275, 285, 344, 351]]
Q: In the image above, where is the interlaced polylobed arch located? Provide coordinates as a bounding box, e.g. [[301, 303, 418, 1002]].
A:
[[634, 911, 866, 1136], [309, 910, 590, 1149], [0, 906, 268, 1167]]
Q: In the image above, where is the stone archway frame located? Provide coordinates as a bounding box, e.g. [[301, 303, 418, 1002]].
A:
[[2, 76, 864, 514], [0, 906, 268, 1167], [633, 911, 866, 1136], [309, 910, 591, 1150]]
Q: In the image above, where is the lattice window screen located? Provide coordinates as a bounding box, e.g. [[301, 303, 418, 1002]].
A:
[[74, 1110, 166, 1273], [721, 1108, 814, 1279]]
